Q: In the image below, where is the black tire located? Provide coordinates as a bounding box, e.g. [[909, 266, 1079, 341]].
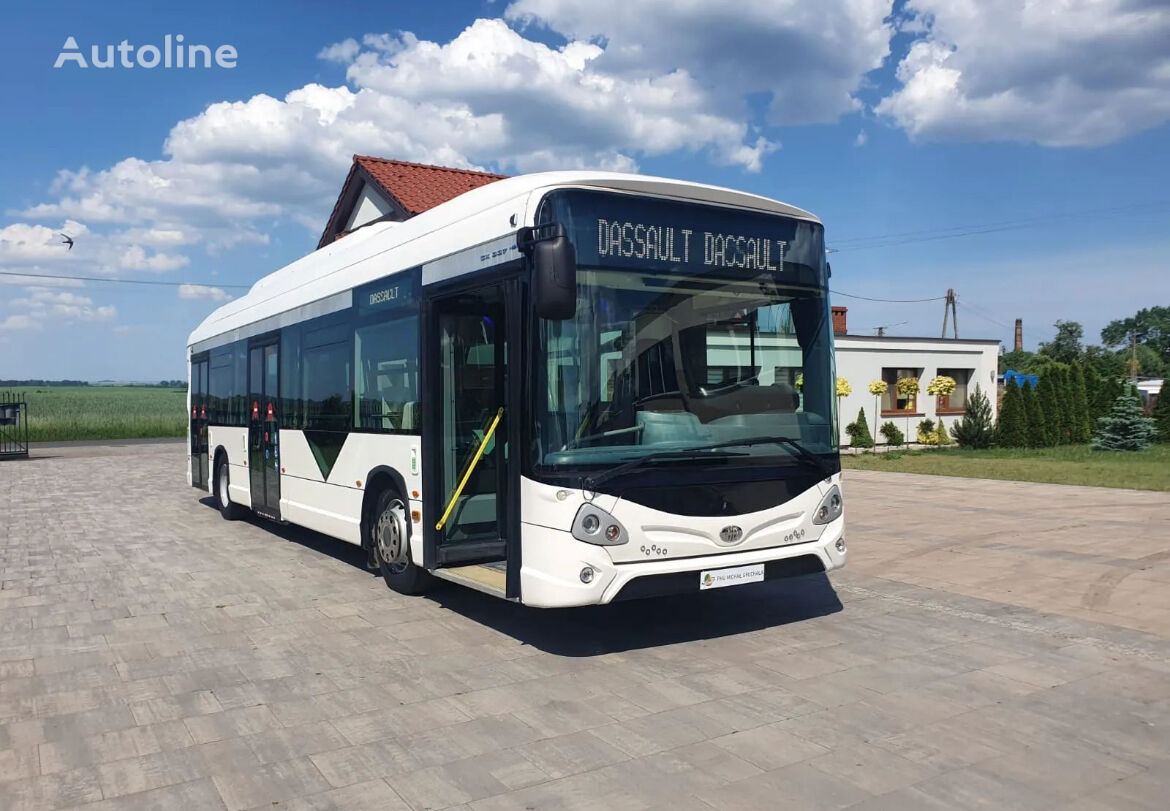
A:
[[371, 488, 431, 595], [215, 457, 245, 521]]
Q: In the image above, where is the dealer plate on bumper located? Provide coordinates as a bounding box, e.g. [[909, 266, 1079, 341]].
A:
[[699, 563, 765, 590]]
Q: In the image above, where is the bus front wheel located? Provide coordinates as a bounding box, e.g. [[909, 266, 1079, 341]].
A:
[[372, 489, 430, 595]]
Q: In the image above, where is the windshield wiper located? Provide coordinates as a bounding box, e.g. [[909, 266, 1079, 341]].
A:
[[581, 448, 747, 491], [677, 435, 833, 479]]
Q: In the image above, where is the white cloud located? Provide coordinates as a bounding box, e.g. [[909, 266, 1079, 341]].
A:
[[0, 314, 40, 331], [119, 244, 189, 272], [505, 0, 894, 127], [178, 284, 233, 302], [318, 38, 361, 63], [4, 288, 116, 329], [877, 0, 1170, 146], [0, 220, 88, 262], [6, 9, 897, 304], [855, 129, 868, 147]]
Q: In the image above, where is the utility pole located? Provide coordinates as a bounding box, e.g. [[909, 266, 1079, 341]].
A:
[[941, 288, 958, 339]]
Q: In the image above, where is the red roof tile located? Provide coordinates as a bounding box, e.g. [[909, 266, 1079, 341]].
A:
[[318, 156, 508, 248], [354, 155, 508, 216]]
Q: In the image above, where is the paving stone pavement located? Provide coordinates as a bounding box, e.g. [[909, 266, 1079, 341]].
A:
[[1, 445, 1169, 810]]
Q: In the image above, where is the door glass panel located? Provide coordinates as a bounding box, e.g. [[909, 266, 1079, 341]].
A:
[[438, 297, 506, 545]]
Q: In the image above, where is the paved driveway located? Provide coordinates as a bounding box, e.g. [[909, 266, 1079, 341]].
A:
[[1, 446, 1168, 810]]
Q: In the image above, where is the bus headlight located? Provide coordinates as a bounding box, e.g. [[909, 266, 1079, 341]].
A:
[[572, 504, 628, 545], [812, 485, 843, 525]]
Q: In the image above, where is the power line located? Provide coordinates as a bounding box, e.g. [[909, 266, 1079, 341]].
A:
[[827, 199, 1170, 252], [0, 271, 249, 289], [957, 297, 1011, 330], [830, 289, 946, 303]]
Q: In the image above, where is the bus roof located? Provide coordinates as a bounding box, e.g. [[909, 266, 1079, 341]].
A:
[[187, 170, 820, 350]]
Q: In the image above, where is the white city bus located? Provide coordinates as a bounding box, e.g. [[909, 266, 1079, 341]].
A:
[[187, 171, 846, 607]]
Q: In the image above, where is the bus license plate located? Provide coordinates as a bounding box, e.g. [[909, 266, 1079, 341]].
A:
[[699, 563, 765, 590]]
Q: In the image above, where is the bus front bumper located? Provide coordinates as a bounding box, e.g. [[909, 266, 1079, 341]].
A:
[[519, 518, 846, 608]]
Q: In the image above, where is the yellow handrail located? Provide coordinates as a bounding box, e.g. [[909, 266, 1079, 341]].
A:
[[435, 407, 504, 532]]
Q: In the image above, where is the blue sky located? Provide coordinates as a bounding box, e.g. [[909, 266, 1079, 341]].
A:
[[1, 0, 1168, 380]]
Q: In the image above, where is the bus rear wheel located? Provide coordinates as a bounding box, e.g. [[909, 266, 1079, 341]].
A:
[[215, 458, 244, 521], [372, 489, 430, 595]]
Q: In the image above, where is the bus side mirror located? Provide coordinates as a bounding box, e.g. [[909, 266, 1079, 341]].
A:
[[519, 224, 577, 320]]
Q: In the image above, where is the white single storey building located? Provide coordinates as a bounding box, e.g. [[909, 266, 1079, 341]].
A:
[[831, 307, 1001, 446]]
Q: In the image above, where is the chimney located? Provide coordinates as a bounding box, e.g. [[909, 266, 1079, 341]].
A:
[[1014, 318, 1023, 352], [831, 306, 848, 336]]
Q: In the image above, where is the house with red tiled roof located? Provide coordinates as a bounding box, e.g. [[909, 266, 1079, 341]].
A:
[[317, 155, 508, 248]]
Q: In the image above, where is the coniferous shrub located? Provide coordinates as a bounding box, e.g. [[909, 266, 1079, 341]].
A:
[[950, 384, 995, 449], [845, 407, 874, 448], [1023, 381, 1047, 448], [879, 421, 904, 447], [1054, 365, 1073, 444], [1150, 391, 1170, 444], [1070, 362, 1091, 443], [916, 418, 937, 445], [1034, 373, 1057, 446], [1083, 364, 1102, 423], [935, 417, 952, 445], [996, 378, 1028, 448], [1092, 392, 1155, 451]]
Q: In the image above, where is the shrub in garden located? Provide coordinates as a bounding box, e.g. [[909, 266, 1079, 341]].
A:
[[916, 418, 937, 445], [845, 407, 874, 448], [935, 417, 952, 445], [1070, 362, 1091, 443], [996, 378, 1028, 448], [1092, 392, 1155, 451], [1022, 381, 1048, 448], [949, 384, 995, 449], [1151, 390, 1170, 444], [879, 421, 904, 446], [1034, 372, 1057, 446]]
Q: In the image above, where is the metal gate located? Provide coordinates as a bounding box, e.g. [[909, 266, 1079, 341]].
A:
[[0, 391, 29, 459]]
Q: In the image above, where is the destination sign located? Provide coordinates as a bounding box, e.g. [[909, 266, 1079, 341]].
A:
[[354, 268, 419, 317], [540, 189, 824, 284], [597, 219, 786, 272]]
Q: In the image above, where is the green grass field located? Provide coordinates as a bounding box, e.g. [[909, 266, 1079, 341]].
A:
[[0, 386, 187, 442], [841, 444, 1170, 491]]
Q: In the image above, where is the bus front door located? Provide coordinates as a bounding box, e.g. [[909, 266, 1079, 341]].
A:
[[190, 355, 209, 489], [429, 285, 513, 569], [248, 341, 281, 519]]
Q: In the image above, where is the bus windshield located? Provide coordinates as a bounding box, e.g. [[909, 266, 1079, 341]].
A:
[[532, 190, 837, 477]]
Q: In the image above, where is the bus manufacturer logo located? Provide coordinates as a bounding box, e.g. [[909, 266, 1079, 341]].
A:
[[719, 525, 743, 544]]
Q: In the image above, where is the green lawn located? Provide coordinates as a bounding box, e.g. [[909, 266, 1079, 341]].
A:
[[841, 444, 1170, 491], [0, 386, 187, 442]]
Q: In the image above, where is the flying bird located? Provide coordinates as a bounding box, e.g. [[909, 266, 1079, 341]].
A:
[[59, 233, 74, 250]]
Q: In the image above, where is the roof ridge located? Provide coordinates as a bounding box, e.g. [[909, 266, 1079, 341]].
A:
[[352, 154, 508, 179]]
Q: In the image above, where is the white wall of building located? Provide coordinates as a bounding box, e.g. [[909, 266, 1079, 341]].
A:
[[834, 335, 1000, 446]]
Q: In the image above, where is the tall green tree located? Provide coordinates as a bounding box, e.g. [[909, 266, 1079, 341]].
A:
[[1034, 371, 1058, 446], [1069, 361, 1091, 443], [999, 349, 1035, 375], [1082, 364, 1102, 425], [1101, 306, 1170, 365], [1151, 390, 1170, 444], [1038, 320, 1084, 364], [1082, 345, 1128, 379], [1022, 381, 1047, 448], [996, 378, 1027, 448], [1092, 392, 1156, 451], [1047, 365, 1068, 444]]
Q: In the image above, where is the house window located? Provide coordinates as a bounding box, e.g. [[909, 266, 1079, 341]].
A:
[[937, 368, 971, 413], [881, 367, 922, 414]]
